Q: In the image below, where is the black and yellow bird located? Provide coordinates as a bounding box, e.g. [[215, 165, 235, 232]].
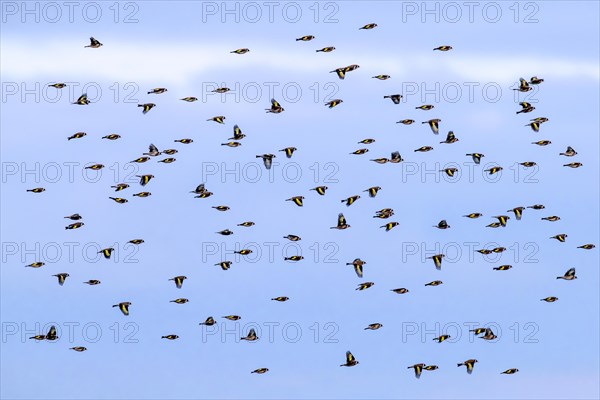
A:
[[325, 99, 343, 108], [144, 144, 161, 157], [433, 335, 451, 343], [163, 149, 178, 155], [493, 215, 510, 227], [480, 328, 497, 340], [138, 103, 156, 114], [257, 154, 276, 169], [557, 267, 576, 280], [113, 302, 131, 316], [98, 247, 114, 259], [564, 162, 583, 168], [65, 222, 84, 229], [372, 75, 391, 80], [414, 146, 433, 152], [109, 197, 128, 204], [170, 298, 189, 304], [222, 315, 241, 321], [441, 168, 458, 177], [234, 249, 253, 255], [316, 46, 336, 53], [53, 273, 69, 286], [356, 282, 375, 291], [128, 239, 144, 245], [266, 98, 285, 113], [130, 157, 150, 163], [207, 115, 226, 124], [364, 323, 382, 330], [422, 119, 440, 134], [521, 161, 537, 168], [238, 222, 255, 227], [174, 139, 193, 144], [550, 234, 567, 242], [347, 258, 366, 278], [513, 78, 532, 92], [212, 206, 230, 212], [528, 204, 545, 210], [158, 158, 176, 164], [425, 280, 443, 286], [541, 297, 559, 302], [408, 364, 426, 379], [180, 97, 198, 102], [102, 134, 121, 140], [530, 76, 544, 84], [433, 45, 452, 51], [331, 213, 350, 230], [469, 328, 487, 335], [310, 186, 328, 196], [560, 146, 577, 157], [493, 265, 512, 271], [341, 195, 360, 206], [212, 87, 230, 93], [351, 148, 369, 155], [466, 153, 484, 164], [241, 328, 259, 341], [284, 256, 304, 262], [286, 196, 304, 207], [440, 131, 459, 144], [458, 359, 478, 374], [26, 262, 45, 268], [578, 244, 595, 250], [502, 368, 519, 374], [397, 119, 415, 125], [542, 216, 560, 222], [230, 125, 245, 141], [169, 275, 187, 288], [517, 102, 535, 114], [434, 220, 450, 229], [476, 249, 493, 255], [85, 163, 104, 170], [507, 207, 525, 220], [231, 48, 250, 54], [161, 335, 179, 340], [68, 132, 86, 140], [384, 94, 402, 104], [73, 93, 90, 105], [416, 104, 434, 110], [49, 83, 66, 89], [251, 368, 269, 374], [359, 138, 376, 144], [85, 37, 103, 48], [463, 213, 483, 219], [296, 35, 315, 41], [364, 186, 381, 198], [380, 222, 399, 231], [136, 174, 154, 186], [427, 254, 445, 270], [389, 151, 404, 163], [30, 325, 58, 341], [216, 229, 233, 236], [485, 166, 503, 175], [148, 88, 167, 94], [200, 317, 216, 326], [27, 187, 46, 193], [133, 192, 151, 198], [271, 296, 289, 302], [284, 235, 301, 241], [340, 351, 359, 367], [424, 365, 439, 371], [215, 261, 232, 271], [391, 288, 409, 294], [70, 346, 87, 352], [486, 222, 502, 228], [359, 23, 377, 29], [84, 280, 101, 285], [371, 157, 389, 164]]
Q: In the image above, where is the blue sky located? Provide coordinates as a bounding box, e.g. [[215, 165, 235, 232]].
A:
[[1, 1, 599, 399]]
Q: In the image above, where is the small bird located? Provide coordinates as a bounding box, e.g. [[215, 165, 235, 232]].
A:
[[109, 197, 128, 204], [158, 158, 176, 164], [359, 22, 377, 29], [228, 125, 245, 141], [493, 215, 510, 227], [457, 359, 478, 374], [463, 213, 483, 219], [507, 207, 525, 220], [48, 83, 66, 89], [485, 166, 503, 175], [469, 328, 487, 335], [408, 364, 426, 379], [212, 87, 230, 93], [251, 368, 269, 374], [384, 94, 402, 104], [70, 346, 87, 352], [316, 46, 336, 53], [169, 275, 187, 289], [493, 265, 513, 271], [257, 154, 276, 169], [72, 93, 90, 105], [363, 186, 381, 198], [102, 134, 121, 140], [371, 158, 389, 164], [564, 162, 583, 168], [162, 335, 179, 340], [425, 280, 443, 286], [331, 213, 350, 230], [516, 102, 535, 114], [231, 48, 250, 54], [138, 103, 156, 114], [238, 222, 255, 227], [64, 213, 82, 220], [358, 138, 376, 144], [542, 216, 560, 222], [241, 328, 259, 341], [163, 149, 178, 155], [502, 368, 519, 374], [424, 365, 439, 371], [433, 45, 452, 51], [374, 209, 394, 219], [416, 104, 434, 110], [83, 280, 101, 285], [180, 97, 198, 102], [560, 146, 577, 157], [578, 244, 596, 250], [234, 249, 253, 255], [221, 142, 241, 147], [85, 164, 104, 170], [433, 335, 451, 343], [212, 206, 230, 212], [529, 76, 544, 84], [271, 297, 289, 302], [480, 328, 497, 340], [347, 258, 366, 278], [27, 187, 45, 193], [128, 239, 144, 245], [148, 88, 167, 94], [296, 35, 315, 41], [143, 144, 161, 157], [113, 302, 131, 316], [520, 161, 537, 167], [311, 186, 328, 196], [200, 317, 216, 326], [341, 195, 360, 206], [222, 315, 241, 321], [130, 157, 150, 164], [216, 229, 233, 236], [284, 235, 301, 241], [380, 222, 399, 231], [68, 132, 86, 140], [541, 297, 559, 302], [466, 153, 485, 164], [190, 184, 207, 195], [397, 119, 415, 125], [414, 146, 433, 152], [422, 119, 441, 134], [364, 323, 383, 330], [85, 37, 103, 48], [32, 325, 58, 341], [487, 222, 502, 228], [170, 298, 189, 304], [340, 351, 359, 367], [356, 282, 375, 291], [427, 254, 445, 270], [137, 174, 154, 186], [513, 78, 532, 92], [550, 234, 567, 242], [284, 256, 304, 262], [528, 204, 545, 210], [434, 219, 450, 229], [53, 273, 69, 286], [98, 247, 114, 259], [266, 98, 284, 113], [476, 249, 493, 255], [207, 116, 226, 124], [531, 140, 551, 146], [65, 222, 84, 229], [325, 99, 343, 108], [215, 261, 232, 271], [286, 196, 304, 207], [29, 334, 46, 341], [391, 288, 409, 294], [372, 75, 391, 80], [389, 151, 404, 163], [556, 267, 577, 280], [25, 262, 45, 268], [440, 131, 459, 144], [174, 139, 193, 144], [351, 148, 369, 155]]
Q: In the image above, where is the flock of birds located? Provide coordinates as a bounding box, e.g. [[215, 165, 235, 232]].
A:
[[25, 26, 596, 379]]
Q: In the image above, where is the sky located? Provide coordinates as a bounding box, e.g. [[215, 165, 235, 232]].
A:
[[1, 1, 599, 399]]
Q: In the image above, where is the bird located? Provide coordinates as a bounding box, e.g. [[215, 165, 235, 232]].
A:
[[251, 368, 269, 374], [466, 153, 485, 164], [529, 76, 544, 84], [163, 149, 178, 155], [48, 83, 66, 89], [346, 258, 366, 278], [560, 146, 577, 157], [102, 134, 121, 140], [516, 102, 535, 114], [286, 196, 304, 207], [341, 195, 360, 206], [520, 161, 537, 167], [207, 116, 226, 124], [340, 351, 359, 367], [45, 325, 59, 340], [200, 317, 216, 326], [440, 131, 459, 144], [72, 93, 90, 105], [541, 297, 559, 302], [325, 99, 343, 108], [216, 229, 234, 236], [169, 276, 187, 288], [221, 142, 241, 147], [414, 146, 433, 152], [372, 75, 391, 80], [416, 104, 434, 110], [422, 119, 441, 134], [364, 186, 381, 198], [212, 87, 230, 93], [351, 148, 369, 155], [528, 204, 545, 210], [531, 140, 551, 146], [356, 282, 375, 291], [502, 368, 519, 374], [433, 45, 452, 51], [424, 365, 439, 371], [83, 280, 101, 285], [215, 261, 232, 271], [130, 157, 150, 163], [550, 234, 567, 242], [557, 268, 577, 280], [70, 347, 87, 352], [359, 23, 377, 29], [296, 35, 315, 41], [564, 162, 583, 168], [486, 223, 502, 228], [578, 244, 596, 250], [148, 88, 167, 94], [434, 220, 450, 229], [284, 255, 304, 262], [222, 315, 241, 321], [427, 254, 445, 270], [128, 239, 144, 245], [364, 323, 383, 330], [238, 222, 255, 227], [53, 273, 69, 286], [457, 359, 478, 374], [277, 147, 297, 159], [133, 191, 151, 198], [480, 328, 497, 340], [231, 48, 250, 54], [212, 206, 230, 212], [234, 249, 253, 255], [397, 119, 415, 125], [271, 297, 289, 302], [433, 335, 451, 343], [284, 235, 301, 241], [113, 302, 131, 316], [380, 222, 399, 231], [98, 247, 114, 259], [68, 132, 86, 140], [161, 335, 179, 340], [542, 216, 560, 222], [241, 328, 259, 341], [391, 288, 409, 294], [180, 97, 198, 102], [493, 215, 510, 227], [138, 103, 156, 114], [109, 197, 128, 204], [507, 207, 525, 220], [425, 280, 443, 286], [513, 78, 532, 92], [331, 213, 350, 229], [266, 98, 284, 113], [316, 46, 336, 53], [463, 213, 483, 219], [27, 187, 45, 193], [310, 186, 328, 195], [493, 265, 513, 271], [25, 262, 45, 268], [389, 151, 404, 163], [64, 213, 82, 220], [485, 166, 503, 175], [408, 364, 426, 379], [65, 222, 85, 229], [143, 144, 161, 157], [85, 164, 104, 170], [84, 37, 103, 48], [257, 154, 276, 169], [174, 139, 193, 144], [384, 94, 402, 104], [359, 138, 376, 144], [371, 158, 389, 164], [137, 175, 154, 186]]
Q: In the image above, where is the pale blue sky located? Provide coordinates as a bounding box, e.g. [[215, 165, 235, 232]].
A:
[[1, 1, 599, 399]]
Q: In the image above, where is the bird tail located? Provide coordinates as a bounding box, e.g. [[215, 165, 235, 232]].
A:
[[457, 363, 463, 367]]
